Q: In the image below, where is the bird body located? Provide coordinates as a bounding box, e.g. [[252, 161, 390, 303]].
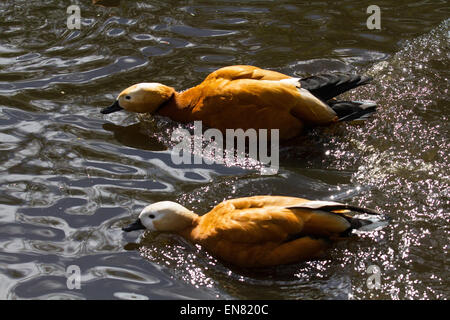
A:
[[123, 195, 381, 268], [102, 65, 376, 140]]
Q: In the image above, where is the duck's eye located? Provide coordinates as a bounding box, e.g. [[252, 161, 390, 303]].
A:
[[125, 95, 131, 100], [149, 214, 155, 219]]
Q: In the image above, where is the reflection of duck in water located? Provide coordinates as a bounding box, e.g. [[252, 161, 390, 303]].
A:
[[102, 65, 376, 141], [123, 195, 382, 268], [102, 122, 166, 151]]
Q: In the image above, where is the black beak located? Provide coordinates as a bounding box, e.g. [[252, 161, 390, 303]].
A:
[[101, 100, 123, 114], [122, 218, 146, 232]]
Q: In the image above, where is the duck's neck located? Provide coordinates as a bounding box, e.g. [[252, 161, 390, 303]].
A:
[[176, 215, 200, 240], [156, 88, 199, 123]]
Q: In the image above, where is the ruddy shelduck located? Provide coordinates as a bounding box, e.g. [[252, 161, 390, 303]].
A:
[[122, 196, 382, 268], [102, 65, 376, 140]]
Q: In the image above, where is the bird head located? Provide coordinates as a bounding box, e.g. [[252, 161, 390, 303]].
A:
[[101, 83, 175, 114], [122, 201, 197, 233]]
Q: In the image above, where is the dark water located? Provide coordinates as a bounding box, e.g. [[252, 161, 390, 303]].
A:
[[0, 0, 449, 300]]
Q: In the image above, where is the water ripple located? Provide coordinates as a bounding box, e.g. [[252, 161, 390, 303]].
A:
[[0, 1, 448, 300]]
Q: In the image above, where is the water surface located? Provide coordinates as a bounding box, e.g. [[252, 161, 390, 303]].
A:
[[0, 0, 448, 299]]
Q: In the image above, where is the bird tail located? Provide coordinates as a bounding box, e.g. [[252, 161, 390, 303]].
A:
[[328, 100, 377, 122], [299, 73, 373, 101], [298, 73, 377, 122], [286, 201, 387, 237], [323, 203, 388, 236]]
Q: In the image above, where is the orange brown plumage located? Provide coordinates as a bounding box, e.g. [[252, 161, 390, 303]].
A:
[[123, 195, 381, 268], [102, 65, 376, 141]]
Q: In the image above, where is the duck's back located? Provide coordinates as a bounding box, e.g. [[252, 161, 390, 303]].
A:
[[202, 65, 290, 82], [178, 66, 337, 139], [192, 196, 309, 241]]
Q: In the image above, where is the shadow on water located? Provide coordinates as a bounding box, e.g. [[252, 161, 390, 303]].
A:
[[102, 122, 167, 151]]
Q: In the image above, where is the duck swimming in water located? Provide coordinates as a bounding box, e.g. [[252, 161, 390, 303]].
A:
[[122, 195, 382, 268], [102, 65, 376, 141]]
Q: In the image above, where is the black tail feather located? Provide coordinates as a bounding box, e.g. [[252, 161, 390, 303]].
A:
[[339, 217, 373, 237], [300, 73, 373, 101], [329, 100, 377, 122], [308, 204, 384, 237]]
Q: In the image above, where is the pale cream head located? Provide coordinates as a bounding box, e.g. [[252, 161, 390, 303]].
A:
[[138, 201, 197, 232], [117, 83, 175, 113]]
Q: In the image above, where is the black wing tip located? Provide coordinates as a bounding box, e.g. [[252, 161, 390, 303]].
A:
[[299, 73, 375, 101], [329, 100, 377, 122]]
